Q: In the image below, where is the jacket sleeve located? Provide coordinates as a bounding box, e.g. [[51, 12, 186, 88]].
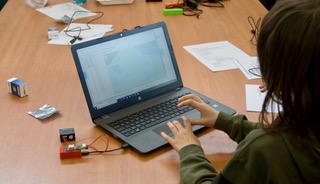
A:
[[179, 144, 218, 184], [178, 113, 260, 184], [214, 112, 259, 143]]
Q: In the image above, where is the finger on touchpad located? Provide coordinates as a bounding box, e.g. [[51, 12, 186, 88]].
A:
[[152, 118, 183, 137]]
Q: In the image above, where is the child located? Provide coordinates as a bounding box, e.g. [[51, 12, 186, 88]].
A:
[[161, 0, 320, 183]]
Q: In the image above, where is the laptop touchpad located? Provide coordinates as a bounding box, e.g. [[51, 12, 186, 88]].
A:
[[153, 118, 184, 137]]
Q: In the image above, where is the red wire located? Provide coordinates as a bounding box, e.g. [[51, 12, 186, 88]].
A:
[[76, 134, 110, 152]]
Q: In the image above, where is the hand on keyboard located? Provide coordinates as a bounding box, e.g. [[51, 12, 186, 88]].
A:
[[177, 94, 219, 128]]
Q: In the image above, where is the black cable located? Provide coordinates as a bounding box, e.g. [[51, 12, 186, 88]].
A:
[[197, 0, 225, 8], [183, 7, 203, 18], [64, 11, 104, 44], [247, 16, 261, 46], [166, 0, 203, 18], [85, 147, 123, 154], [122, 26, 142, 32]]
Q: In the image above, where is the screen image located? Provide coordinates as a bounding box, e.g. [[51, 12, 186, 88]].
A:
[[76, 27, 177, 109]]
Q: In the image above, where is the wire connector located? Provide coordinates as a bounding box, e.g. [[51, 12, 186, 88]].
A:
[[122, 143, 130, 149]]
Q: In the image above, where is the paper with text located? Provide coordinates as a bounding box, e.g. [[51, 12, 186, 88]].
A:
[[183, 41, 251, 72]]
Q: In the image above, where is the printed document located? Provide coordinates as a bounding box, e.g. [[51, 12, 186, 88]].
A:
[[183, 41, 251, 72]]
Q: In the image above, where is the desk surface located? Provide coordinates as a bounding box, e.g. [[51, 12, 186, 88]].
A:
[[0, 0, 266, 183]]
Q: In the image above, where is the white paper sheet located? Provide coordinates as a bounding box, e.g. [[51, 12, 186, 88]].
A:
[[48, 23, 113, 45], [37, 2, 96, 21], [245, 84, 282, 112], [183, 41, 251, 72], [235, 57, 261, 80]]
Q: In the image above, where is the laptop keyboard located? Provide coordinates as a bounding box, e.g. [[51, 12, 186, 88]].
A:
[[109, 93, 199, 137]]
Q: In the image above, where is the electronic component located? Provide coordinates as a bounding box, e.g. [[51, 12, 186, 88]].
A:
[[185, 0, 198, 9], [64, 144, 88, 151], [163, 8, 183, 15], [65, 144, 75, 150], [58, 135, 128, 159], [48, 27, 59, 40], [59, 128, 75, 142], [59, 143, 88, 159], [59, 146, 82, 159], [7, 77, 28, 97]]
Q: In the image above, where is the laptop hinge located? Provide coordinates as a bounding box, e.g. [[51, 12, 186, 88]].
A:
[[175, 87, 182, 90], [101, 114, 110, 119]]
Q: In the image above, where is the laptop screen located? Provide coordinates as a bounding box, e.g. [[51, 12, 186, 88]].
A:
[[72, 22, 183, 119]]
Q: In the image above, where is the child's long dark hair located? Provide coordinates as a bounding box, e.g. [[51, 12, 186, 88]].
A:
[[257, 0, 320, 141]]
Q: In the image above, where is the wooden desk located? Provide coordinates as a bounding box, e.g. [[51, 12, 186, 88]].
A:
[[0, 0, 266, 183]]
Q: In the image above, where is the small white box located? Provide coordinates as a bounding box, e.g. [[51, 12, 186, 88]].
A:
[[48, 27, 59, 40], [7, 78, 28, 97]]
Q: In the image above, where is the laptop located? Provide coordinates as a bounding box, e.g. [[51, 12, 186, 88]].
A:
[[71, 21, 236, 154], [96, 0, 134, 5]]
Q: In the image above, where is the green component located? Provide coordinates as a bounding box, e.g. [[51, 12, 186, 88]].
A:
[[75, 144, 88, 150], [163, 8, 183, 15]]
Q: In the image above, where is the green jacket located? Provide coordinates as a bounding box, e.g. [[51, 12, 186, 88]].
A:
[[179, 112, 320, 184]]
